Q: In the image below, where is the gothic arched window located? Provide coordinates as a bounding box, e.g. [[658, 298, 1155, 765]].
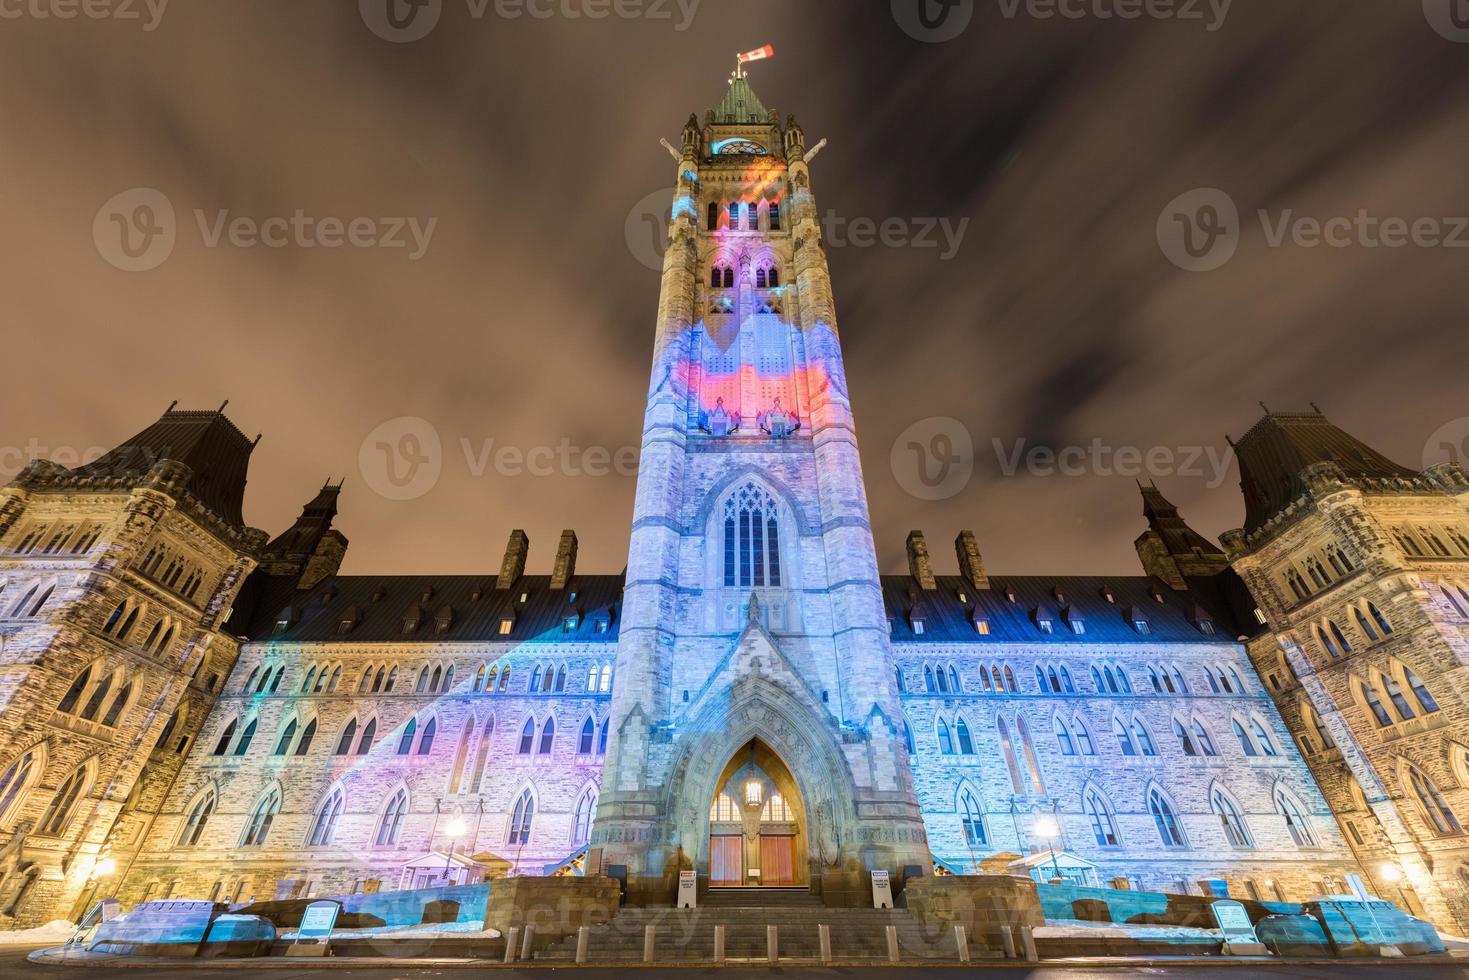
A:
[[723, 483, 782, 588], [307, 789, 345, 847], [1149, 789, 1187, 847], [376, 789, 409, 847], [959, 788, 986, 845], [1211, 788, 1253, 848], [178, 790, 214, 847], [1086, 789, 1119, 846], [573, 789, 596, 846], [509, 789, 535, 845], [240, 789, 280, 847], [1275, 786, 1316, 847]]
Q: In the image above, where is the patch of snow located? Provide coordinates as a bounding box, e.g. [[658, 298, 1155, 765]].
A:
[[0, 920, 78, 945], [280, 921, 500, 941], [1036, 919, 1222, 941]]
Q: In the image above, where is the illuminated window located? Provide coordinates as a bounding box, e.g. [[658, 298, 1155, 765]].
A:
[[508, 790, 534, 845], [1085, 789, 1119, 846], [178, 790, 214, 847], [761, 794, 792, 822], [723, 483, 781, 588], [960, 789, 986, 845], [307, 789, 344, 847], [240, 789, 280, 847], [376, 789, 409, 847], [1212, 789, 1253, 848], [710, 793, 739, 822]]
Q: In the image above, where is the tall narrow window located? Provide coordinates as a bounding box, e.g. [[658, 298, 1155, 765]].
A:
[[509, 790, 535, 845], [1359, 679, 1394, 727], [0, 750, 38, 823], [213, 718, 237, 756], [356, 718, 377, 755], [1192, 719, 1218, 756], [335, 719, 358, 756], [397, 718, 417, 755], [1114, 716, 1136, 756], [178, 790, 215, 847], [240, 789, 281, 847], [1404, 667, 1440, 714], [1407, 767, 1461, 836], [1275, 787, 1316, 847], [1150, 789, 1187, 847], [936, 719, 954, 755], [233, 718, 257, 756], [307, 789, 345, 847], [960, 789, 986, 845], [1212, 789, 1253, 847], [538, 717, 555, 754], [1233, 719, 1259, 756], [57, 667, 92, 715], [723, 484, 781, 588], [519, 718, 535, 755], [1085, 789, 1119, 846], [1055, 717, 1076, 755], [998, 719, 1023, 793], [274, 720, 298, 756], [376, 789, 409, 846], [1017, 718, 1045, 793], [38, 764, 91, 836], [573, 789, 596, 846], [417, 717, 437, 755], [579, 718, 595, 754]]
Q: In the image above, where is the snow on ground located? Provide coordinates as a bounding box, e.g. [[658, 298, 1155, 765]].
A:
[[280, 920, 500, 941], [1036, 919, 1223, 941], [0, 920, 77, 945]]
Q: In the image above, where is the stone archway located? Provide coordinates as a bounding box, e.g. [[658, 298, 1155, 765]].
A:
[[707, 739, 808, 888], [661, 677, 858, 899]]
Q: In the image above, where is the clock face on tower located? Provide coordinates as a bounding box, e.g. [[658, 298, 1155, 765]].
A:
[[714, 138, 769, 156]]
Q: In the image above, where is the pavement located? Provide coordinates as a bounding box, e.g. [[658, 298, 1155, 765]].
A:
[[9, 943, 1469, 978]]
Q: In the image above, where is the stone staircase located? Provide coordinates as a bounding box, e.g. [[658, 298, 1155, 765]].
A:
[[536, 890, 993, 963]]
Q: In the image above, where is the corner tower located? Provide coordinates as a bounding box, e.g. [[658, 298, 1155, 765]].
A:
[[594, 66, 930, 904]]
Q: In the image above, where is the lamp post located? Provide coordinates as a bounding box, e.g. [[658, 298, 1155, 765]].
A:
[[443, 818, 467, 884], [1034, 816, 1062, 883]]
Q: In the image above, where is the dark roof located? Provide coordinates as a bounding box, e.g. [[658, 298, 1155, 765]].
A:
[[244, 574, 623, 644], [882, 575, 1249, 644], [1139, 483, 1223, 557], [1235, 410, 1418, 534], [73, 408, 256, 528], [713, 74, 770, 125]]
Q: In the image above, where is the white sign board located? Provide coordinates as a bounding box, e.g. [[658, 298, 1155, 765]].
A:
[[287, 901, 341, 958], [872, 870, 894, 909], [1211, 899, 1266, 954], [677, 871, 697, 909]]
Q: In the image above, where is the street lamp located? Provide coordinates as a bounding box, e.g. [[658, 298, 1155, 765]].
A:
[[95, 858, 117, 879], [1034, 816, 1062, 883], [443, 818, 467, 883], [1379, 863, 1409, 910]]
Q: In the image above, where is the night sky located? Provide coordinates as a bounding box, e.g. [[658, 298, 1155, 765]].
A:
[[3, 1, 1467, 577]]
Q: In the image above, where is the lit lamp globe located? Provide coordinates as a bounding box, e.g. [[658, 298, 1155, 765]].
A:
[[744, 780, 763, 808], [445, 818, 468, 840], [1033, 816, 1059, 840], [95, 858, 117, 878], [1380, 864, 1403, 884]]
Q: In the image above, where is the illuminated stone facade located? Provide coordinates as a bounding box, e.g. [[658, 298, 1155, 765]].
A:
[[1, 74, 1467, 931]]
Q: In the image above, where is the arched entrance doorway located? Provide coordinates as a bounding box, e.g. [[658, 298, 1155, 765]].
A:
[[707, 740, 807, 888]]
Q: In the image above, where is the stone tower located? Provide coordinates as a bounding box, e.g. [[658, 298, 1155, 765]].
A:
[[592, 67, 931, 904], [0, 406, 266, 925], [1222, 408, 1469, 930]]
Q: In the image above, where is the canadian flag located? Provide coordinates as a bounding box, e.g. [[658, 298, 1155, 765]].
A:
[[738, 44, 775, 65]]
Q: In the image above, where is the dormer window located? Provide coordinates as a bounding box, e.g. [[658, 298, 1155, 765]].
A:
[[1062, 608, 1085, 635], [1190, 606, 1216, 635], [337, 606, 361, 635], [273, 606, 296, 635], [470, 587, 483, 603], [1004, 586, 1018, 603], [1033, 606, 1055, 634], [1254, 608, 1268, 625], [434, 605, 454, 635], [370, 587, 386, 604], [1053, 588, 1067, 605], [563, 613, 581, 633], [498, 612, 516, 636], [957, 591, 969, 604], [1101, 587, 1117, 604], [402, 604, 423, 636], [1126, 606, 1150, 634], [973, 614, 991, 636], [519, 592, 529, 604]]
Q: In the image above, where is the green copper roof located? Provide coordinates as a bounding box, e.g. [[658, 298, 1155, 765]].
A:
[[714, 74, 769, 124]]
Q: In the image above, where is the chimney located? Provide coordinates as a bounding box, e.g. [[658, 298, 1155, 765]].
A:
[[497, 530, 529, 590], [550, 530, 579, 591], [906, 531, 937, 591], [955, 531, 990, 589]]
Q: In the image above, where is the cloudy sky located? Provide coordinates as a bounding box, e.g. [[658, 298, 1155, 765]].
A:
[[2, 1, 1467, 577]]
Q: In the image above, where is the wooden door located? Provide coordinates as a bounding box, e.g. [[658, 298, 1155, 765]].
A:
[[759, 835, 795, 886], [710, 835, 743, 886]]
